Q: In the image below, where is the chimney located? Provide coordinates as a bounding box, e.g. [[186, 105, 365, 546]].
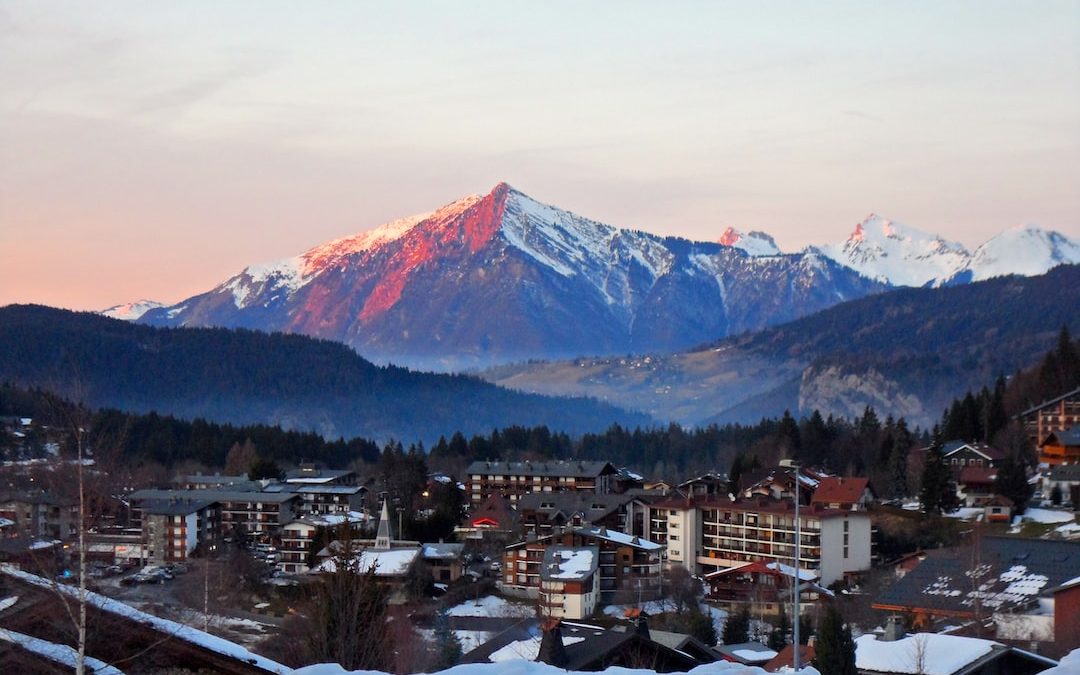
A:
[[634, 613, 651, 640], [881, 615, 906, 642], [536, 619, 568, 668]]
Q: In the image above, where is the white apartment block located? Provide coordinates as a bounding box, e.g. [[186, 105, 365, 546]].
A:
[[655, 495, 871, 586]]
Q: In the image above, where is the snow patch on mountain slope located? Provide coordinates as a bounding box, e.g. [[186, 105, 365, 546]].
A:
[[964, 225, 1080, 281], [819, 214, 970, 287], [498, 186, 674, 305], [100, 300, 165, 321]]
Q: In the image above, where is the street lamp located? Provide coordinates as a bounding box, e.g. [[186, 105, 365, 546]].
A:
[[780, 459, 801, 671]]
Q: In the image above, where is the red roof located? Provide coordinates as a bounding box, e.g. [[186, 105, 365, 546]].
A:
[[958, 466, 997, 485], [763, 644, 815, 672], [810, 476, 869, 505], [650, 494, 856, 519]]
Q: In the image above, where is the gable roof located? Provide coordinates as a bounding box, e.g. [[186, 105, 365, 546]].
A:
[[958, 466, 998, 485], [516, 492, 631, 520], [875, 537, 1080, 616], [466, 460, 617, 478], [1043, 425, 1080, 447], [855, 633, 1003, 675], [942, 441, 1007, 462], [810, 476, 870, 504], [1020, 386, 1080, 417]]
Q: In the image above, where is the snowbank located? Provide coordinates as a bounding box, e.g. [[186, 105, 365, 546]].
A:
[[1023, 508, 1077, 524], [447, 595, 535, 618], [1039, 648, 1080, 675], [293, 660, 819, 675]]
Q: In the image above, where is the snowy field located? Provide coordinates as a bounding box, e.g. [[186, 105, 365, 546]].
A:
[[1022, 507, 1077, 524], [447, 595, 536, 618]]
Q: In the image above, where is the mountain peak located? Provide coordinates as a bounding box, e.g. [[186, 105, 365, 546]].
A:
[[718, 227, 781, 256], [100, 299, 165, 321]]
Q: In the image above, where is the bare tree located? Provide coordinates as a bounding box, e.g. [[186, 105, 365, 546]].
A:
[[909, 633, 930, 675]]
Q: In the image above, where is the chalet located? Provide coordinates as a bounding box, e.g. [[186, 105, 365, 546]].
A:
[[534, 617, 707, 672], [539, 545, 600, 619], [456, 494, 518, 540], [941, 441, 1006, 469], [956, 466, 999, 507], [704, 560, 831, 617], [503, 525, 663, 603], [466, 460, 618, 504], [1039, 426, 1080, 467], [677, 472, 729, 497], [422, 542, 466, 583], [810, 476, 873, 511], [1020, 386, 1080, 445], [873, 537, 1080, 628], [764, 644, 815, 672]]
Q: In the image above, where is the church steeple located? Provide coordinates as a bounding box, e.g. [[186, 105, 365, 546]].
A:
[[375, 499, 393, 550]]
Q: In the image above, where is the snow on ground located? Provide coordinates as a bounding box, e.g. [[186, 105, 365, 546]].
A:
[[293, 659, 819, 675], [1055, 522, 1080, 537], [1022, 508, 1076, 524], [943, 507, 984, 520], [417, 628, 494, 655], [447, 595, 535, 618]]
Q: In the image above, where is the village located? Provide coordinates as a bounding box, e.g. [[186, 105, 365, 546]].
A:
[[0, 387, 1078, 674]]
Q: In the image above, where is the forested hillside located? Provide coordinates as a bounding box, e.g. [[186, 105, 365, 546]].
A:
[[0, 305, 650, 444]]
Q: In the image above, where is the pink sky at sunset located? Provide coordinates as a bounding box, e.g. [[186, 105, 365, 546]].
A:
[[1, 2, 1078, 311]]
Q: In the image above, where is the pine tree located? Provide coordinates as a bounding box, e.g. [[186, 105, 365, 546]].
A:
[[919, 441, 957, 516], [995, 450, 1033, 514], [721, 605, 750, 645], [768, 605, 790, 652], [686, 608, 718, 647], [888, 419, 911, 498], [431, 609, 462, 670], [813, 604, 857, 675]]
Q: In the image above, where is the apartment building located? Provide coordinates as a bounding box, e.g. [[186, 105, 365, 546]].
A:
[[466, 460, 617, 504], [0, 492, 79, 541], [503, 525, 663, 602], [1020, 386, 1080, 445], [131, 488, 302, 537], [656, 495, 871, 586], [539, 546, 600, 619], [138, 497, 219, 563], [278, 511, 366, 573]]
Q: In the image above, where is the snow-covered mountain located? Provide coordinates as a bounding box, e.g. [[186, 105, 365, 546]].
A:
[[100, 299, 165, 321], [718, 227, 781, 256], [958, 225, 1080, 282], [140, 183, 884, 370], [816, 214, 971, 287], [815, 215, 1079, 287]]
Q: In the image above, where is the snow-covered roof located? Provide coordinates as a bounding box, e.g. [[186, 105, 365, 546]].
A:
[[572, 525, 663, 551], [855, 633, 1000, 675], [0, 565, 289, 674], [293, 657, 821, 675], [0, 626, 125, 675], [764, 561, 818, 582], [312, 548, 419, 576], [541, 546, 598, 581]]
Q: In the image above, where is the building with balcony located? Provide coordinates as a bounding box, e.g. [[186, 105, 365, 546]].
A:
[[703, 560, 831, 617], [0, 491, 79, 542], [278, 511, 366, 574], [1020, 386, 1080, 445], [466, 460, 617, 504], [538, 546, 600, 620], [137, 497, 219, 563], [1039, 426, 1080, 467], [517, 492, 632, 536], [503, 525, 663, 603], [130, 488, 302, 538], [656, 495, 871, 586]]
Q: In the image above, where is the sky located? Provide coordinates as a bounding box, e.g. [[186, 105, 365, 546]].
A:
[[1, 1, 1078, 310]]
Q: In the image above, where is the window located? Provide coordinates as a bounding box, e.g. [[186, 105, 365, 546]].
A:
[[670, 535, 679, 541], [669, 510, 677, 516], [843, 520, 849, 532], [843, 545, 849, 559]]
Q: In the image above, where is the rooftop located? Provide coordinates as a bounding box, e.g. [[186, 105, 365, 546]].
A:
[[466, 460, 616, 478], [541, 546, 599, 581]]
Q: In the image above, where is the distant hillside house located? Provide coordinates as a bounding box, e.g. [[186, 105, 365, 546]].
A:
[[1039, 426, 1080, 467], [941, 441, 1006, 469], [1020, 386, 1080, 445], [466, 460, 618, 504], [810, 476, 873, 511]]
